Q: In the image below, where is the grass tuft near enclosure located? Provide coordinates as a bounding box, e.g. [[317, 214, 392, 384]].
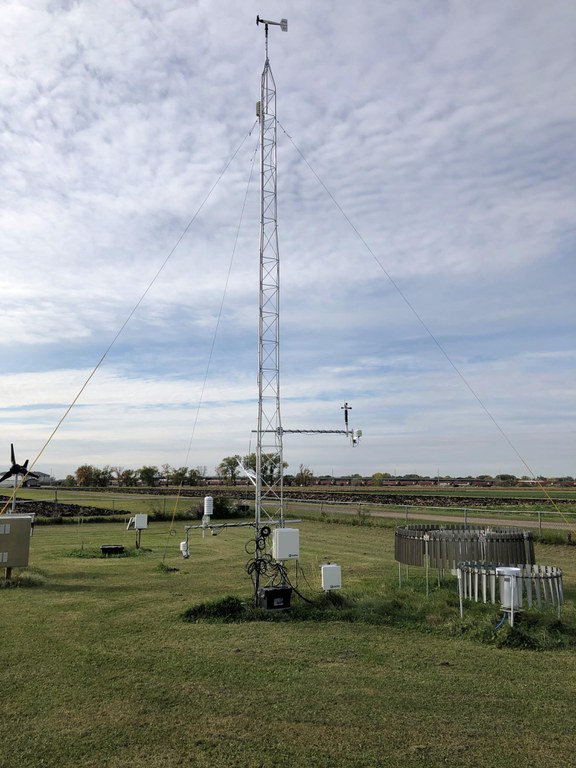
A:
[[182, 588, 576, 650]]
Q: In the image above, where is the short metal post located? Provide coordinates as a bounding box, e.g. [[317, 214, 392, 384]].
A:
[[424, 534, 430, 597]]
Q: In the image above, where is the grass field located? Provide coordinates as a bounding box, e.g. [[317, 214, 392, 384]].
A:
[[1, 518, 575, 768]]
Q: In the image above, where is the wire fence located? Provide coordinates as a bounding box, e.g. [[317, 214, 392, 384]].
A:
[[16, 490, 194, 518], [284, 498, 576, 535], [7, 489, 576, 534]]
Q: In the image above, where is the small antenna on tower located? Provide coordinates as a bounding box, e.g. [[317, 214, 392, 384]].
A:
[[341, 402, 352, 432]]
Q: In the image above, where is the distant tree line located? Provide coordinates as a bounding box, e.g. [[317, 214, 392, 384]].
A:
[[63, 464, 208, 488], [62, 457, 317, 488], [60, 461, 574, 488], [215, 454, 316, 487]]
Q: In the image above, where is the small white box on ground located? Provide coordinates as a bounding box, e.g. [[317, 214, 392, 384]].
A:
[[134, 514, 148, 530], [272, 528, 299, 560], [321, 564, 342, 591]]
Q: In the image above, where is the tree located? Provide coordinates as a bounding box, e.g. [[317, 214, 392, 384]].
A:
[[187, 466, 206, 486], [138, 466, 160, 487], [119, 469, 137, 486], [169, 467, 189, 486], [242, 453, 257, 473], [92, 466, 112, 487], [217, 455, 242, 485], [495, 474, 517, 485], [99, 467, 112, 487], [295, 464, 314, 486], [242, 452, 288, 484], [75, 465, 96, 487], [110, 466, 123, 484], [73, 464, 113, 487]]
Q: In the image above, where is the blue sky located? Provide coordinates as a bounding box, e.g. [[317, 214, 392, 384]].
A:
[[0, 0, 574, 479]]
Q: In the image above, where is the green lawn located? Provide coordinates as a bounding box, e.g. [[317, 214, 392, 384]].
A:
[[1, 520, 575, 768]]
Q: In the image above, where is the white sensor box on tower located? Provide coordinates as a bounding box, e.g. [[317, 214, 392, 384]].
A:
[[272, 527, 299, 561], [321, 564, 342, 591]]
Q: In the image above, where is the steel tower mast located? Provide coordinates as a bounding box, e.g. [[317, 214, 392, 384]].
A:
[[182, 20, 360, 603], [255, 16, 288, 545]]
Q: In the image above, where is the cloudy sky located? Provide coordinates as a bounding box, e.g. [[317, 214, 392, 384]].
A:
[[0, 0, 574, 480]]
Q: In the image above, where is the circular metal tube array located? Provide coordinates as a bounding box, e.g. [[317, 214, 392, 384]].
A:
[[394, 524, 535, 569], [457, 562, 563, 609]]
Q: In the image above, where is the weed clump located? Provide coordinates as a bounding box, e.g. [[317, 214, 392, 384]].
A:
[[181, 588, 576, 650], [67, 547, 148, 559], [182, 595, 247, 622], [157, 561, 179, 573], [493, 613, 576, 650], [0, 570, 47, 588]]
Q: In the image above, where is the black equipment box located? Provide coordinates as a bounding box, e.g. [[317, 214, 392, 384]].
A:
[[260, 586, 292, 610]]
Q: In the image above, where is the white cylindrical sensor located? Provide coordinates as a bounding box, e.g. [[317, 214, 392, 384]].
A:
[[496, 567, 522, 610]]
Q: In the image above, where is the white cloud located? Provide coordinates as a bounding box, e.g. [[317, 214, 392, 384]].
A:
[[0, 0, 573, 479]]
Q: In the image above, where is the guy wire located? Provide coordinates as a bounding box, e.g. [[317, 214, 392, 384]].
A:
[[162, 137, 260, 561], [278, 121, 573, 531], [1, 123, 258, 516]]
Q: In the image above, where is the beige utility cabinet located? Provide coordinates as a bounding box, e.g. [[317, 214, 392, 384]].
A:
[[0, 514, 33, 568]]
